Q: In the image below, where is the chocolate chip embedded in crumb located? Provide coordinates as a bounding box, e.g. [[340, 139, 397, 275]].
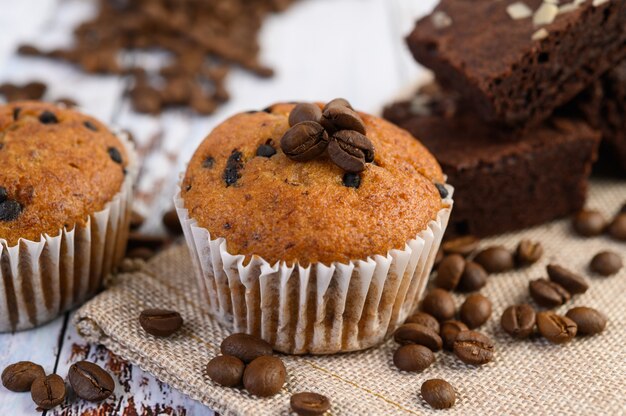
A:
[[39, 111, 58, 124], [202, 156, 215, 168], [12, 107, 20, 121], [342, 172, 361, 189], [0, 187, 6, 202], [256, 144, 276, 158], [0, 200, 22, 222], [108, 147, 123, 164], [83, 120, 98, 131], [223, 150, 244, 187], [435, 183, 448, 199]]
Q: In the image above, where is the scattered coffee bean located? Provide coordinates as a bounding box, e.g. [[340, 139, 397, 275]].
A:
[[474, 246, 514, 273], [453, 330, 495, 365], [393, 323, 442, 351], [459, 293, 492, 329], [108, 147, 123, 164], [536, 311, 577, 344], [281, 121, 329, 162], [320, 104, 366, 135], [139, 309, 183, 337], [30, 374, 66, 410], [515, 240, 543, 266], [206, 355, 245, 387], [434, 254, 465, 291], [220, 333, 273, 364], [328, 130, 374, 173], [546, 264, 589, 294], [500, 304, 536, 339], [421, 379, 456, 409], [202, 156, 215, 169], [608, 213, 626, 241], [243, 356, 286, 397], [68, 361, 114, 402], [342, 172, 361, 189], [256, 144, 276, 158], [456, 261, 488, 292], [572, 209, 606, 236], [38, 111, 58, 124], [442, 235, 479, 257], [290, 392, 331, 416], [565, 307, 607, 336], [440, 320, 468, 351], [405, 312, 440, 333], [421, 288, 455, 321], [393, 344, 435, 372], [83, 120, 98, 131], [0, 199, 22, 222], [162, 209, 182, 235], [289, 103, 322, 127], [223, 150, 244, 186], [435, 183, 448, 199], [1, 361, 45, 392], [590, 251, 623, 276], [529, 279, 571, 308]]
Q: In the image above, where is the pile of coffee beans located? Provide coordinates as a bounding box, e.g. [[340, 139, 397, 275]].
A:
[[572, 206, 626, 242], [2, 360, 114, 410]]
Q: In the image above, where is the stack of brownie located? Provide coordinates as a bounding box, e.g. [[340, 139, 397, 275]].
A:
[[384, 0, 626, 237]]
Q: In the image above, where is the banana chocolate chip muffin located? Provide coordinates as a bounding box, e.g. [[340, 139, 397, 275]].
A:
[[0, 101, 135, 331], [177, 99, 452, 354]]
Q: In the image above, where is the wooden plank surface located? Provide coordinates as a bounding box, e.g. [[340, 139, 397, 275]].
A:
[[0, 0, 436, 414]]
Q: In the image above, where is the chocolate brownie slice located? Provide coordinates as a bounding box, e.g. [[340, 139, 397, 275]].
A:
[[383, 84, 601, 237], [407, 0, 626, 129]]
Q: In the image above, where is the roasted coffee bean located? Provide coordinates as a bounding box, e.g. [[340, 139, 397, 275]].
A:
[[536, 311, 577, 344], [453, 330, 495, 365], [515, 240, 543, 266], [459, 293, 492, 329], [281, 121, 328, 162], [342, 172, 361, 189], [324, 98, 352, 110], [621, 202, 626, 214], [162, 209, 182, 235], [223, 150, 244, 186], [243, 356, 286, 397], [529, 279, 571, 308], [68, 361, 114, 402], [220, 333, 273, 363], [139, 309, 183, 337], [83, 120, 98, 131], [393, 323, 442, 351], [421, 289, 455, 321], [393, 344, 435, 372], [590, 251, 623, 276], [108, 147, 123, 164], [547, 264, 589, 294], [320, 105, 366, 134], [435, 183, 448, 199], [256, 144, 276, 158], [474, 246, 514, 273], [290, 392, 331, 416], [572, 209, 606, 236], [421, 379, 456, 409], [30, 374, 66, 410], [405, 312, 440, 333], [328, 130, 375, 172], [289, 103, 322, 126], [565, 307, 607, 336], [38, 111, 58, 124], [500, 304, 536, 339], [206, 355, 245, 387], [608, 213, 626, 241], [1, 361, 45, 392], [129, 210, 145, 230], [434, 254, 465, 291], [456, 261, 487, 292], [440, 320, 468, 351], [442, 235, 479, 257], [0, 199, 22, 222]]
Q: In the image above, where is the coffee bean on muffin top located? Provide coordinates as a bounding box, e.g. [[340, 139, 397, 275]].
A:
[[0, 101, 128, 245]]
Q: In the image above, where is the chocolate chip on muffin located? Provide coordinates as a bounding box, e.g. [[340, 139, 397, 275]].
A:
[[202, 156, 215, 169], [38, 110, 58, 124], [108, 147, 123, 164], [223, 150, 244, 187], [84, 120, 98, 131]]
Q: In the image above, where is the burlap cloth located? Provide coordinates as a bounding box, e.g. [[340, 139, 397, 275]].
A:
[[75, 179, 626, 416]]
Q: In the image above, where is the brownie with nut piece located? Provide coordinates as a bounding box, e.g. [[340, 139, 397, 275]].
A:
[[406, 0, 626, 129]]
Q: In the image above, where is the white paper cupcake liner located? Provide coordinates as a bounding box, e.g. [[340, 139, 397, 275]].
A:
[[0, 131, 137, 332], [175, 181, 452, 354]]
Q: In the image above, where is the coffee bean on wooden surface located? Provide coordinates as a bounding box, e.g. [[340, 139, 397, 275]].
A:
[[289, 103, 322, 127], [546, 264, 589, 294], [243, 356, 286, 397], [281, 121, 329, 162], [393, 344, 435, 372], [459, 294, 492, 329], [405, 312, 440, 333], [30, 374, 66, 410], [474, 246, 514, 273], [572, 209, 606, 236], [434, 254, 465, 291], [68, 361, 114, 402], [421, 379, 456, 409], [515, 240, 543, 266], [565, 307, 607, 336], [589, 251, 623, 276], [139, 309, 183, 337], [220, 333, 273, 364], [500, 304, 536, 339], [1, 361, 45, 392], [163, 209, 182, 235], [440, 320, 468, 351], [291, 392, 331, 416], [453, 331, 495, 365], [206, 355, 245, 387], [608, 213, 626, 241], [529, 279, 571, 308], [421, 289, 455, 321], [536, 311, 577, 344], [456, 261, 487, 292], [442, 235, 479, 257], [393, 323, 442, 351]]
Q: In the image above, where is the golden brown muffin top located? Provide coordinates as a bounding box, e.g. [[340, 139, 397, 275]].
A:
[[0, 101, 129, 246], [182, 102, 446, 266]]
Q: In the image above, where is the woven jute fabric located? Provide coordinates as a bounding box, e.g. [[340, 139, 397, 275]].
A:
[[75, 179, 626, 416]]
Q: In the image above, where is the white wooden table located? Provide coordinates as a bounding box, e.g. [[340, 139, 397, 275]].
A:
[[0, 0, 435, 413]]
